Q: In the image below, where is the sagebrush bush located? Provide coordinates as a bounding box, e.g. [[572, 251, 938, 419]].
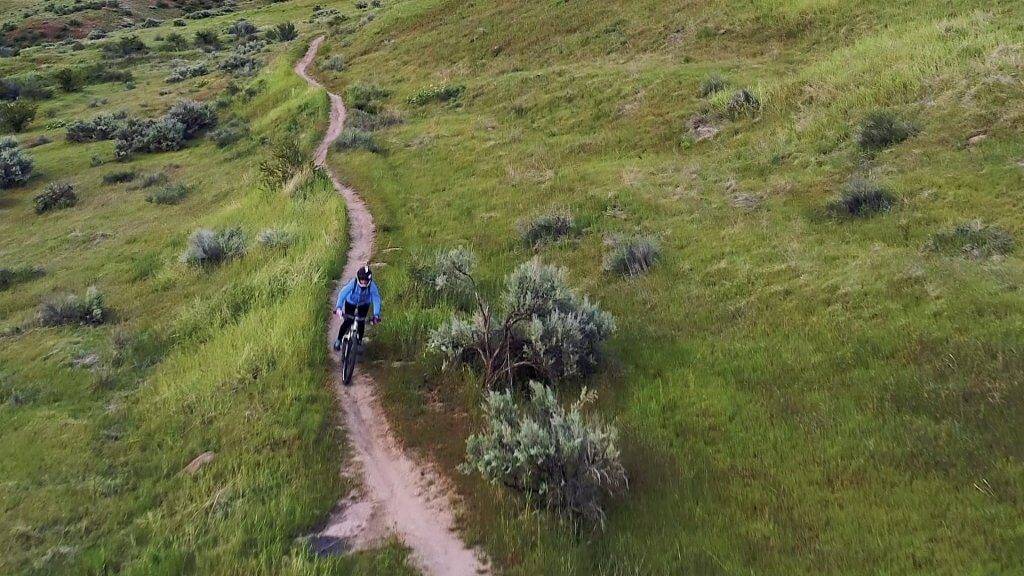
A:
[[130, 172, 168, 189], [520, 210, 574, 247], [346, 108, 402, 131], [16, 74, 53, 100], [66, 110, 130, 142], [181, 227, 246, 266], [698, 74, 728, 98], [114, 117, 186, 159], [147, 184, 189, 205], [828, 179, 894, 217], [209, 118, 249, 147], [0, 265, 44, 291], [165, 99, 217, 138], [257, 228, 293, 248], [0, 143, 33, 189], [0, 100, 37, 132], [38, 286, 107, 326], [219, 53, 260, 75], [0, 78, 20, 101], [53, 67, 83, 92], [322, 54, 345, 71], [413, 246, 478, 303], [429, 257, 615, 386], [227, 19, 257, 38], [102, 170, 136, 184], [346, 83, 391, 113], [334, 128, 381, 153], [165, 62, 208, 83], [268, 22, 297, 41], [408, 83, 465, 105], [103, 34, 147, 58], [725, 89, 760, 117], [33, 181, 77, 214], [857, 110, 918, 152], [194, 29, 221, 49], [928, 220, 1014, 259], [462, 381, 627, 526], [603, 234, 661, 276]]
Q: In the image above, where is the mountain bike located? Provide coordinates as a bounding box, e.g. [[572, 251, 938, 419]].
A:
[[336, 312, 378, 386]]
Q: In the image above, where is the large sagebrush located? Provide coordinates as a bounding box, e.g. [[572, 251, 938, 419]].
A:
[[462, 381, 627, 526], [33, 181, 78, 214], [0, 141, 33, 189], [428, 255, 615, 386], [165, 99, 217, 138], [181, 227, 246, 266]]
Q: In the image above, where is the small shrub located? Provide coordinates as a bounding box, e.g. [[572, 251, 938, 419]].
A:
[[603, 234, 661, 276], [209, 118, 248, 147], [103, 34, 147, 58], [114, 117, 186, 159], [857, 110, 918, 152], [257, 228, 293, 248], [0, 100, 37, 132], [38, 286, 107, 326], [413, 246, 478, 303], [53, 67, 84, 91], [141, 17, 162, 28], [165, 99, 217, 138], [322, 54, 345, 71], [0, 265, 44, 291], [66, 110, 130, 142], [346, 108, 402, 131], [334, 128, 380, 153], [0, 144, 33, 189], [219, 53, 260, 75], [161, 32, 190, 51], [87, 28, 107, 40], [928, 220, 1014, 259], [269, 22, 297, 41], [16, 75, 53, 100], [165, 62, 208, 83], [828, 179, 894, 217], [345, 83, 391, 113], [33, 181, 78, 213], [102, 170, 136, 184], [0, 78, 21, 100], [23, 134, 51, 148], [698, 74, 728, 98], [172, 19, 186, 27], [194, 29, 221, 49], [462, 381, 627, 526], [725, 89, 760, 117], [181, 227, 246, 266], [130, 172, 168, 189], [227, 19, 257, 38], [146, 183, 189, 205], [520, 210, 574, 247], [408, 83, 465, 106]]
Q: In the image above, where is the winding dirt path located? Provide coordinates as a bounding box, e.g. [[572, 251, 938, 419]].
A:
[[295, 36, 490, 576]]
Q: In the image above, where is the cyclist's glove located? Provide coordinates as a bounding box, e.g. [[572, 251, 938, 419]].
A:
[[371, 315, 382, 325]]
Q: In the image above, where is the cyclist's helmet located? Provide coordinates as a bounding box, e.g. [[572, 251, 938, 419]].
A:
[[356, 264, 372, 283]]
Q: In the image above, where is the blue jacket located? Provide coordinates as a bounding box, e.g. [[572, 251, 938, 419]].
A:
[[336, 278, 382, 316]]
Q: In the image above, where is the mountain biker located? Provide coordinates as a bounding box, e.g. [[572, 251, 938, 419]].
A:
[[333, 264, 382, 351]]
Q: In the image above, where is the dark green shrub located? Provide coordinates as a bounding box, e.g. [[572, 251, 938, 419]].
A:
[[227, 19, 257, 38], [928, 221, 1014, 259], [114, 117, 186, 159], [53, 67, 84, 91], [857, 110, 918, 152], [0, 100, 37, 132], [462, 381, 627, 526], [17, 75, 54, 100], [407, 83, 464, 105], [269, 22, 297, 41], [345, 83, 390, 113], [334, 128, 380, 153], [0, 265, 44, 291], [698, 73, 728, 98], [828, 179, 894, 217], [102, 170, 136, 184], [103, 34, 147, 58], [33, 181, 77, 213], [146, 184, 189, 205], [38, 286, 107, 326], [181, 227, 246, 266], [194, 29, 221, 49], [520, 210, 575, 247], [0, 143, 33, 189], [219, 53, 260, 75], [162, 32, 190, 51], [165, 99, 217, 138], [603, 234, 661, 276], [66, 110, 130, 142], [0, 78, 20, 100]]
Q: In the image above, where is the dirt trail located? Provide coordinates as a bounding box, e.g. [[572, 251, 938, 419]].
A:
[[294, 36, 490, 576]]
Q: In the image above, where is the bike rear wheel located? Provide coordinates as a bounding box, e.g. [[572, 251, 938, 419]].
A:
[[342, 337, 357, 386]]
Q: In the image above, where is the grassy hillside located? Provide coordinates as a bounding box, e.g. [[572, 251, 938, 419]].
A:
[[319, 0, 1024, 574], [0, 1, 414, 574]]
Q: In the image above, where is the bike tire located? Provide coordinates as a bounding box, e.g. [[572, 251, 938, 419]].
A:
[[342, 338, 357, 386]]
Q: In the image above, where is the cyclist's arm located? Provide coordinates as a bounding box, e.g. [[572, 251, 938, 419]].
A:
[[336, 279, 354, 309], [370, 282, 382, 317]]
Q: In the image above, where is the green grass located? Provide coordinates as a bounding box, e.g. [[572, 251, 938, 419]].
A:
[[320, 0, 1024, 574], [0, 2, 417, 574]]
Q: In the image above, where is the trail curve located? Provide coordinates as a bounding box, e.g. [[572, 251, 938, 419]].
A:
[[294, 36, 490, 576]]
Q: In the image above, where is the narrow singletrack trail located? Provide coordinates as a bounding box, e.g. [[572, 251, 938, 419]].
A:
[[295, 36, 490, 576]]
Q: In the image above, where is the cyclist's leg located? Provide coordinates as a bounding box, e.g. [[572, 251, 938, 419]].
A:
[[338, 301, 357, 339], [355, 303, 371, 340]]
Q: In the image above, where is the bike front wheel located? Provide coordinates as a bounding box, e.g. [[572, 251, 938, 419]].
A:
[[342, 338, 357, 386]]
